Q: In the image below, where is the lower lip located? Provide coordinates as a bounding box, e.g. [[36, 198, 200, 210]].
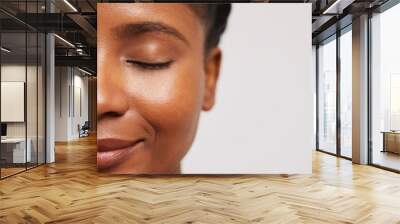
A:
[[97, 141, 144, 170]]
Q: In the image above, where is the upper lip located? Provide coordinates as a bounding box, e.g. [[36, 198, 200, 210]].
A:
[[97, 138, 145, 152]]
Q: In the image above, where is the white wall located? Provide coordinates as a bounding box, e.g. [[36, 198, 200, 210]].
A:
[[71, 73, 89, 138], [73, 72, 89, 139], [182, 4, 313, 174], [1, 65, 25, 128], [55, 66, 69, 141], [1, 82, 25, 122], [55, 67, 89, 141]]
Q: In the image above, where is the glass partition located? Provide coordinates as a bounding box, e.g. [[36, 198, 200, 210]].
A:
[[370, 3, 400, 171], [317, 36, 337, 154], [1, 30, 28, 177], [0, 1, 46, 179], [27, 31, 38, 169], [316, 25, 354, 160], [339, 28, 352, 158]]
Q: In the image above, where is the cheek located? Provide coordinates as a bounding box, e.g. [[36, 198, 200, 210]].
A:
[[122, 59, 205, 138]]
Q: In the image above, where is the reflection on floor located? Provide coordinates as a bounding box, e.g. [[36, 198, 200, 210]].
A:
[[341, 148, 352, 158], [0, 167, 25, 178], [0, 163, 43, 178], [0, 135, 400, 223], [373, 150, 400, 171]]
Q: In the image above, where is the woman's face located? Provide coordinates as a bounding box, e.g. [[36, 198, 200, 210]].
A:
[[97, 3, 221, 174]]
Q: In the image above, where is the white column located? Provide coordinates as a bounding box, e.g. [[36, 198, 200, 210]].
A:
[[352, 14, 369, 164], [45, 0, 56, 163], [46, 33, 55, 163]]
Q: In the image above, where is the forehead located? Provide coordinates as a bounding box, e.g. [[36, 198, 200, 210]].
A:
[[97, 3, 204, 44]]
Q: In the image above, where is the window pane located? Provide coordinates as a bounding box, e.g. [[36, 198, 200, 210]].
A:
[[0, 1, 46, 179], [26, 0, 41, 170], [27, 30, 38, 169], [1, 30, 28, 177], [318, 37, 337, 154], [340, 29, 352, 158], [371, 3, 400, 171]]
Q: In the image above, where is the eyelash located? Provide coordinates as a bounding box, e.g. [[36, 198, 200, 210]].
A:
[[126, 60, 172, 70]]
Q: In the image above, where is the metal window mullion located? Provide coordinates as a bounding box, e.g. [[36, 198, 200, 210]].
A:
[[336, 30, 341, 157], [25, 0, 28, 171], [44, 32, 47, 165], [0, 24, 2, 179], [73, 68, 75, 118], [316, 45, 320, 150], [367, 11, 373, 165], [36, 0, 39, 167]]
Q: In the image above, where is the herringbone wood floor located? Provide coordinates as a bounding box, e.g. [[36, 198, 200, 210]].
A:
[[1, 135, 400, 224]]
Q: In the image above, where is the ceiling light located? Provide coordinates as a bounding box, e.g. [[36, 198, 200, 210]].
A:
[[54, 34, 75, 48], [77, 67, 93, 76], [1, 47, 11, 53], [63, 0, 78, 12], [323, 0, 343, 14], [322, 0, 355, 15]]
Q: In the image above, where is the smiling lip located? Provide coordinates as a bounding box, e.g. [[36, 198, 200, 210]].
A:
[[97, 138, 144, 170]]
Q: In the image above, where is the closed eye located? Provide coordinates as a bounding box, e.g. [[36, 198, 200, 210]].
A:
[[126, 59, 172, 70]]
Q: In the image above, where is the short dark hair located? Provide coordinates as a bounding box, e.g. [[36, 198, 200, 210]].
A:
[[189, 4, 231, 52]]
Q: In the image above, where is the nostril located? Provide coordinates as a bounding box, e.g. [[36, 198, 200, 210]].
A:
[[107, 111, 124, 117], [98, 111, 124, 121]]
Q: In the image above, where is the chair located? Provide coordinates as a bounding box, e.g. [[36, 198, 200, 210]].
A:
[[79, 121, 90, 138]]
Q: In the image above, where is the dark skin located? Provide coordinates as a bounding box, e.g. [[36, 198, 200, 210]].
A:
[[97, 3, 222, 174]]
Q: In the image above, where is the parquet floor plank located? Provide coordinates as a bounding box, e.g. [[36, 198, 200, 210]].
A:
[[1, 135, 400, 223]]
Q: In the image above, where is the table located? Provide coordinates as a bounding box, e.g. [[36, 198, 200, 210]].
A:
[[1, 138, 32, 164], [382, 131, 400, 154]]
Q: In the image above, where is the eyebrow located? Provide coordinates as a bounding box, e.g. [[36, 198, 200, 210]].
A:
[[113, 22, 190, 46]]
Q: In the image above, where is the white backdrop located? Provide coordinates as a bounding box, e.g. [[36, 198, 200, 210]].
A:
[[182, 4, 313, 174], [1, 81, 25, 122]]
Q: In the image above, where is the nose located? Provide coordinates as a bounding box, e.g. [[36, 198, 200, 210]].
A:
[[97, 66, 129, 120]]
